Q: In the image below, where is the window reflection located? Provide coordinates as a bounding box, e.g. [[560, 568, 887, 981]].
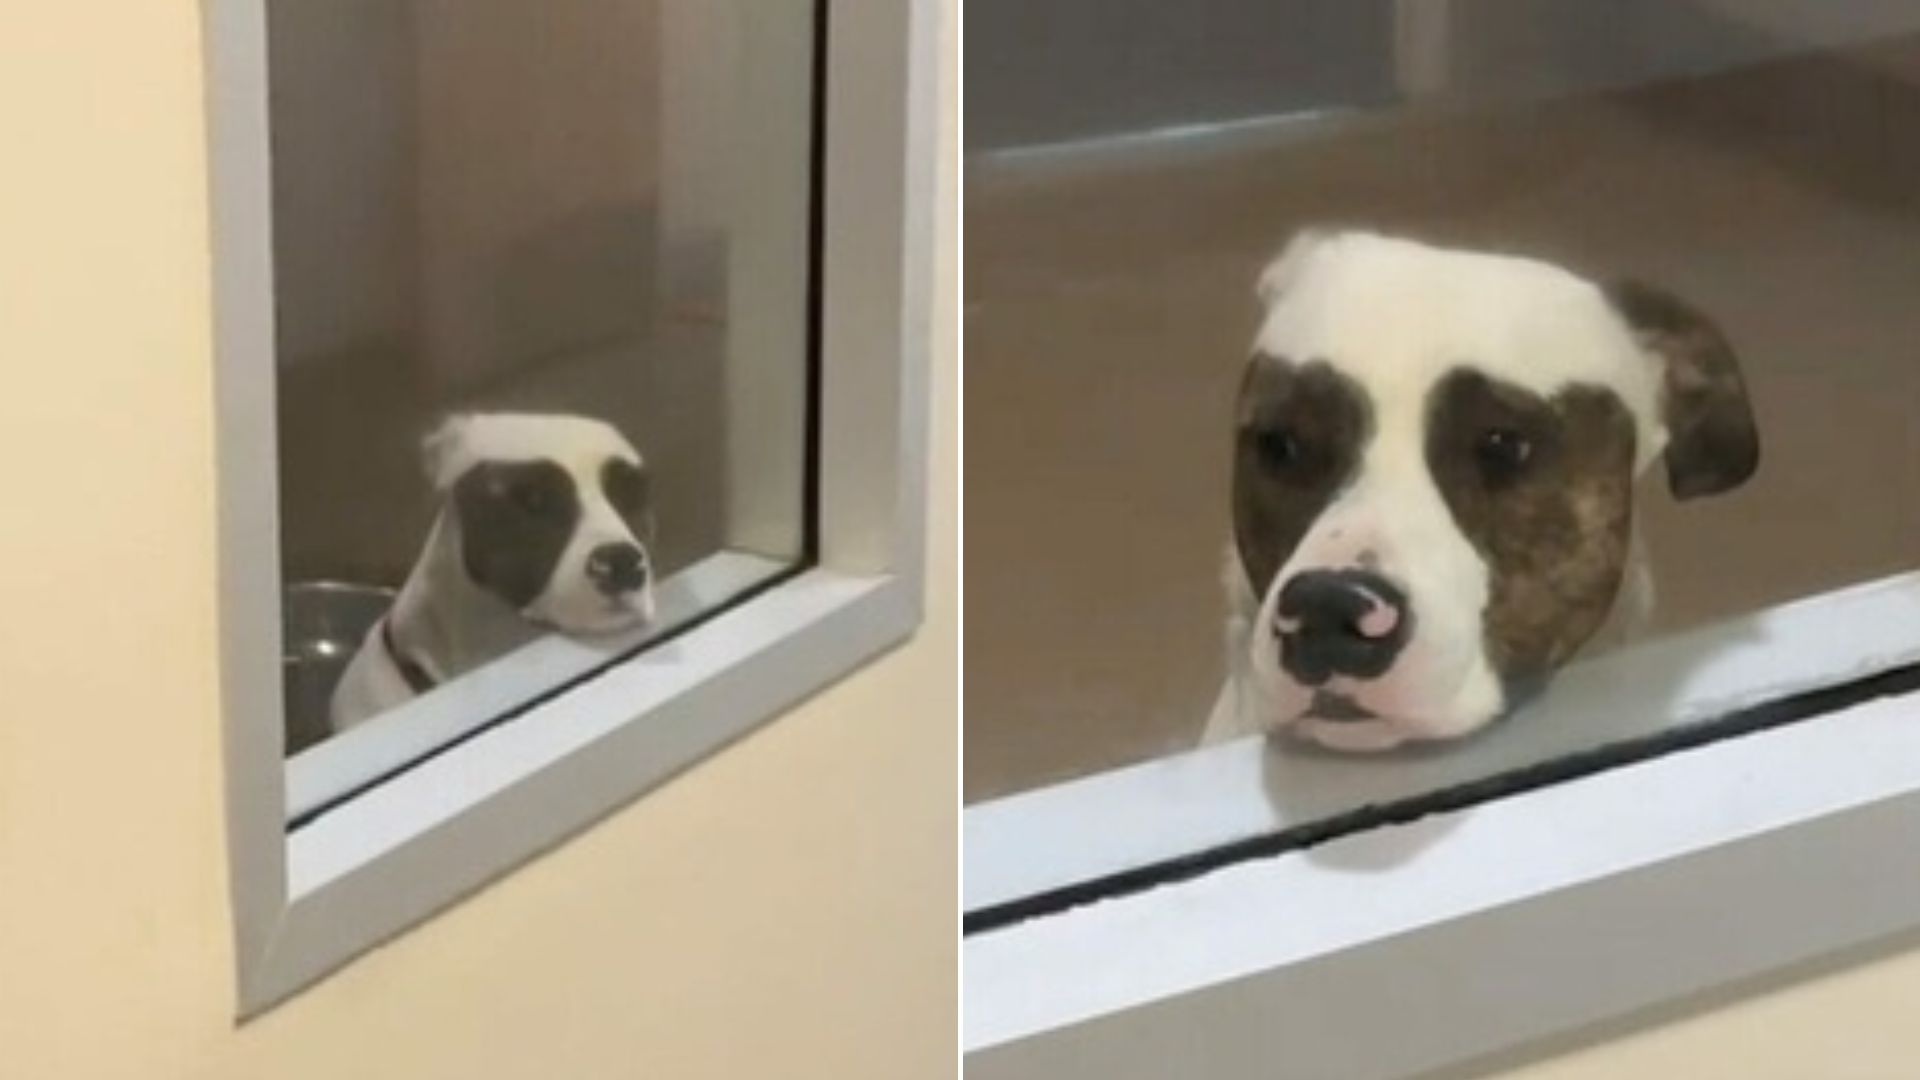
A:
[[269, 0, 818, 754], [966, 6, 1920, 800]]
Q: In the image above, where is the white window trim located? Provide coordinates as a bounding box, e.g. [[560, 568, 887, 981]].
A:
[[965, 574, 1920, 1078], [968, 572, 1920, 914], [208, 0, 940, 1016], [967, 684, 1920, 1079], [284, 550, 790, 825], [965, 6, 1920, 1072]]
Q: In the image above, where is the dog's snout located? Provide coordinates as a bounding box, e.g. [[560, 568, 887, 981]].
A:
[[1276, 569, 1411, 686], [586, 542, 649, 595]]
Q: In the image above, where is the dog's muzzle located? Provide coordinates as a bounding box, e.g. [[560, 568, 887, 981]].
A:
[[1275, 569, 1412, 689], [586, 542, 650, 597]]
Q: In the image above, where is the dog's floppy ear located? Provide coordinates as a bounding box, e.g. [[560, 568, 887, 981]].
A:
[[1257, 228, 1334, 307], [420, 415, 475, 492], [1605, 279, 1759, 500]]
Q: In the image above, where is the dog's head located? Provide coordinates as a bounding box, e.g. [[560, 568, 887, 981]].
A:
[[424, 412, 658, 635], [1233, 231, 1758, 751]]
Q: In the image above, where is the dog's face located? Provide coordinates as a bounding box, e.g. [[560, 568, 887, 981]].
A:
[[426, 413, 658, 636], [1233, 232, 1758, 751]]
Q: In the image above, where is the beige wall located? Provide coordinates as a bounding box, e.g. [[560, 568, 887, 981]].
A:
[[1478, 941, 1920, 1079], [0, 3, 954, 1079]]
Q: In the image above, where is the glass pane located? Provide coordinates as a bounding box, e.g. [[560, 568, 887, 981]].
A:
[[270, 0, 818, 762], [966, 1, 1920, 802]]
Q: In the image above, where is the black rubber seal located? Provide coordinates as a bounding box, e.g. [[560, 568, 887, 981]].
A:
[[964, 661, 1920, 937]]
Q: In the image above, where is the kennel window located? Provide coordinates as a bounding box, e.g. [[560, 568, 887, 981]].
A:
[[259, 0, 818, 818], [964, 1, 1920, 1075], [212, 0, 935, 1014]]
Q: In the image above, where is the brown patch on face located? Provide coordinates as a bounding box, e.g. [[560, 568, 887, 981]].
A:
[[1425, 369, 1637, 682], [601, 457, 657, 548], [1604, 279, 1759, 500], [451, 459, 581, 609], [1232, 355, 1372, 598]]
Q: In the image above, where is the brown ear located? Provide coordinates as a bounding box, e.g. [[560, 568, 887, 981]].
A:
[[1605, 279, 1760, 500]]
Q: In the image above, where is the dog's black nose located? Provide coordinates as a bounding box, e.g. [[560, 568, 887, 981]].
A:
[[1276, 569, 1411, 686], [586, 542, 649, 595]]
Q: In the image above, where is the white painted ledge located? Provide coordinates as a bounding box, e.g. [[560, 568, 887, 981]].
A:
[[966, 572, 1920, 914], [243, 565, 915, 1010], [967, 684, 1920, 1078], [285, 549, 790, 822]]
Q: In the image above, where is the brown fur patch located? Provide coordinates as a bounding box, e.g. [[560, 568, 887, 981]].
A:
[[1605, 279, 1759, 500], [1232, 356, 1372, 598], [1424, 370, 1637, 681]]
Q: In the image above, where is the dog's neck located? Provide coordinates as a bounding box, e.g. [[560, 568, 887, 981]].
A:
[[1204, 550, 1273, 744], [384, 514, 544, 683], [1588, 523, 1656, 651]]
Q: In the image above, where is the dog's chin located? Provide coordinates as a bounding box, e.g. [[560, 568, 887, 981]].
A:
[[1244, 639, 1511, 752], [1287, 715, 1414, 753], [530, 591, 657, 639], [1245, 680, 1402, 753], [1261, 687, 1499, 754], [1283, 705, 1508, 752]]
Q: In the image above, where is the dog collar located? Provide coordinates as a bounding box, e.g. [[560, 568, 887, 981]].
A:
[[379, 618, 439, 695]]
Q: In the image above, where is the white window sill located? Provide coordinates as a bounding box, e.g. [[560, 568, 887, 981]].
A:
[[250, 565, 916, 1010], [286, 548, 793, 824], [967, 680, 1920, 1078], [965, 573, 1920, 1079], [967, 571, 1920, 916], [213, 0, 938, 1018]]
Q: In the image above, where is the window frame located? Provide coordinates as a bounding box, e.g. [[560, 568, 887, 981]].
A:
[[209, 0, 939, 1015], [961, 3, 1920, 1072], [964, 576, 1920, 1078]]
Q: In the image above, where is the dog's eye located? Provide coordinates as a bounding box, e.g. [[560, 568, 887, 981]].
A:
[[602, 460, 650, 515], [512, 483, 554, 515], [1474, 427, 1534, 484], [1253, 427, 1304, 472]]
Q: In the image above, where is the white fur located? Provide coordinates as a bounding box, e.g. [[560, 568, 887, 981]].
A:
[[1209, 232, 1671, 751], [328, 413, 656, 733]]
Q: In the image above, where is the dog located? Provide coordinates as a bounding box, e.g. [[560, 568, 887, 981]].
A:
[[328, 412, 659, 733], [1204, 230, 1759, 753]]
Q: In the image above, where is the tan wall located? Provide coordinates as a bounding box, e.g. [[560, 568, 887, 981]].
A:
[[0, 3, 954, 1079], [1480, 942, 1920, 1079]]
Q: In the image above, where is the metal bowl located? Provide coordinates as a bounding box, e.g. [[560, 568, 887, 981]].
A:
[[282, 581, 395, 755]]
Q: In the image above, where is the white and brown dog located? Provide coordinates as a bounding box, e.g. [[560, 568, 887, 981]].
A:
[[1206, 230, 1759, 752], [329, 413, 658, 733]]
